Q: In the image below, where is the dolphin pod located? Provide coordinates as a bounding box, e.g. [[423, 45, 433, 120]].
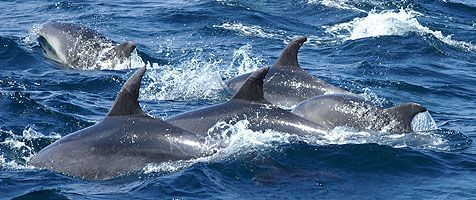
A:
[[291, 94, 428, 132], [37, 21, 136, 69], [30, 34, 433, 179], [29, 67, 211, 179], [226, 37, 351, 109], [29, 65, 327, 179]]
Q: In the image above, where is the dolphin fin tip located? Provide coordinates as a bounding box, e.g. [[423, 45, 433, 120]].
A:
[[273, 36, 308, 70], [107, 67, 146, 117], [231, 67, 270, 103]]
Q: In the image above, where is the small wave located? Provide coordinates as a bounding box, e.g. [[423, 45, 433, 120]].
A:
[[141, 45, 263, 101], [214, 22, 284, 39], [307, 0, 367, 12], [323, 9, 476, 51]]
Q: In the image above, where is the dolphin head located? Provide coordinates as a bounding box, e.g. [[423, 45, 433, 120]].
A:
[[113, 41, 136, 58]]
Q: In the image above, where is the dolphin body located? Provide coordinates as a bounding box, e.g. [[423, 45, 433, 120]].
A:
[[291, 94, 428, 133], [29, 67, 210, 180], [226, 37, 350, 109], [37, 21, 136, 69], [166, 67, 326, 137]]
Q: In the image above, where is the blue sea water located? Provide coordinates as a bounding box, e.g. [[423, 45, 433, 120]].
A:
[[1, 0, 476, 199]]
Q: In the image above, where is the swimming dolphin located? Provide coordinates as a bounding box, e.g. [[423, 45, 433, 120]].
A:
[[291, 94, 428, 133], [226, 37, 350, 109], [166, 67, 326, 137], [36, 21, 136, 69], [29, 67, 210, 180]]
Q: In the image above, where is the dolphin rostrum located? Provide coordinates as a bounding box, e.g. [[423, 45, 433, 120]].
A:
[[29, 67, 211, 180], [37, 21, 136, 69], [226, 37, 350, 109], [291, 94, 428, 133]]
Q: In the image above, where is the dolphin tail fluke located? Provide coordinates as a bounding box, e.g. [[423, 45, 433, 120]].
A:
[[272, 36, 308, 70], [385, 103, 427, 132], [231, 67, 270, 103], [107, 67, 146, 117]]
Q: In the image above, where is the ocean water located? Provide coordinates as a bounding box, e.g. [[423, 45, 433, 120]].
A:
[[1, 0, 476, 199]]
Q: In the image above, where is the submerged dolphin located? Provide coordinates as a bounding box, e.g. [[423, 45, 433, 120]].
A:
[[226, 37, 350, 109], [37, 21, 136, 69], [291, 94, 428, 133], [166, 67, 326, 137], [29, 67, 210, 180]]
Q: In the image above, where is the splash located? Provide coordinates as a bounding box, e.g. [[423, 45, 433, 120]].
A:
[[0, 126, 60, 170], [224, 44, 264, 77], [142, 120, 293, 174], [141, 58, 227, 101], [324, 9, 476, 51], [141, 45, 263, 101]]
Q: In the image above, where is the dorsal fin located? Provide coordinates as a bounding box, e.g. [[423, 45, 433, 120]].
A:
[[107, 67, 146, 117], [231, 67, 270, 103], [385, 103, 427, 132], [272, 37, 307, 70]]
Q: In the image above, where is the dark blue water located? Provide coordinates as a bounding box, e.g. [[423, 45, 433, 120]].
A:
[[1, 0, 476, 199]]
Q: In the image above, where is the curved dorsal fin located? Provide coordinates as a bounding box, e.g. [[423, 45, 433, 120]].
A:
[[272, 37, 307, 70], [107, 67, 146, 117], [231, 67, 270, 103]]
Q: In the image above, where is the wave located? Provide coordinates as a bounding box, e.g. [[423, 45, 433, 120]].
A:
[[323, 9, 476, 51]]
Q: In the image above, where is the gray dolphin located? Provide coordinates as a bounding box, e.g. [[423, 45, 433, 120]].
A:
[[226, 37, 350, 109], [166, 67, 326, 137], [291, 94, 428, 133], [29, 67, 210, 180], [37, 21, 136, 69]]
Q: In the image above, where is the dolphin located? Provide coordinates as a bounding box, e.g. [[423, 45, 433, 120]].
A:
[[226, 37, 350, 109], [29, 67, 211, 180], [36, 21, 136, 69], [291, 94, 428, 133], [166, 67, 326, 137]]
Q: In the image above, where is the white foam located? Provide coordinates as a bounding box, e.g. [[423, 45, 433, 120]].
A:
[[324, 9, 476, 51]]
